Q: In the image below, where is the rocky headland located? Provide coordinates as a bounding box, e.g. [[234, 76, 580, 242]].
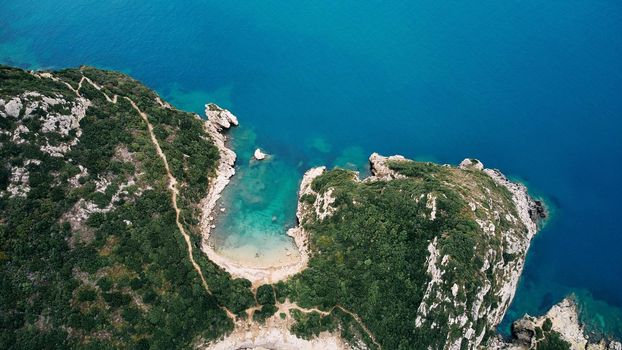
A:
[[199, 145, 553, 349]]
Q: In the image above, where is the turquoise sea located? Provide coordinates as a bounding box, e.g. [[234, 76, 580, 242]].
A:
[[2, 0, 621, 338]]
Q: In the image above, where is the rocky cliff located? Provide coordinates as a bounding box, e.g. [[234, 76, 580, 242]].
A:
[[283, 153, 546, 349]]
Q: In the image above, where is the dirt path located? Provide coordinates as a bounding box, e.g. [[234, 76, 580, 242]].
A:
[[123, 96, 236, 320], [45, 70, 380, 345], [84, 73, 378, 345], [52, 71, 237, 320], [334, 305, 381, 348], [124, 98, 206, 287], [273, 301, 380, 348]]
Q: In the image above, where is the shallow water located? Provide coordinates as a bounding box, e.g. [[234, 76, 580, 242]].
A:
[[207, 126, 302, 268], [2, 0, 622, 338]]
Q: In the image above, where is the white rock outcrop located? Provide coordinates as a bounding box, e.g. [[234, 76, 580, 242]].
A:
[[367, 152, 407, 180], [5, 166, 30, 198], [253, 148, 267, 160], [205, 103, 238, 129], [459, 158, 484, 171], [199, 103, 238, 232]]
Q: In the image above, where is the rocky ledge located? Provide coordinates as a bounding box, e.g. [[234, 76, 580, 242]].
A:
[[492, 297, 621, 350], [198, 103, 238, 268]]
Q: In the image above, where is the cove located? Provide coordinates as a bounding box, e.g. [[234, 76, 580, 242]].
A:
[[207, 125, 302, 269], [1, 0, 622, 338]]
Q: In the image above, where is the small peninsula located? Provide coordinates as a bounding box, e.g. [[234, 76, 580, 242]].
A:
[[0, 66, 619, 350]]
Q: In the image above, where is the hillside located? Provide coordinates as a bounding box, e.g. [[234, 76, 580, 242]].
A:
[[274, 154, 544, 349], [0, 65, 579, 350], [0, 66, 255, 349]]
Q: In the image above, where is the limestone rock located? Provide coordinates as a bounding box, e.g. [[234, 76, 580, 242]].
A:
[[368, 152, 407, 180], [511, 317, 537, 347], [501, 297, 621, 350], [459, 158, 484, 170], [254, 148, 267, 160], [205, 103, 238, 130]]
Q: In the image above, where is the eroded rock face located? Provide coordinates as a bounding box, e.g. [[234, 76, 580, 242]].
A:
[[368, 152, 407, 180], [1, 91, 91, 159], [287, 165, 327, 256], [199, 102, 238, 237], [511, 318, 537, 347], [0, 91, 92, 198], [205, 103, 239, 129]]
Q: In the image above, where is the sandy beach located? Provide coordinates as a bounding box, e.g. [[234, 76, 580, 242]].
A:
[[198, 104, 313, 287]]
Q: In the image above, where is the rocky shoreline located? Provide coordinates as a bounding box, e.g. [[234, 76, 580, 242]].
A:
[[366, 154, 547, 348], [198, 119, 604, 349], [479, 164, 544, 326], [198, 104, 315, 286], [492, 297, 621, 350]]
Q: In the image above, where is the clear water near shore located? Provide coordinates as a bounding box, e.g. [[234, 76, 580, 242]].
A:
[[206, 125, 372, 268], [2, 0, 622, 338], [207, 126, 302, 268]]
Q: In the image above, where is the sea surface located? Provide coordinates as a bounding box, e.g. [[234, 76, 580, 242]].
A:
[[2, 0, 621, 337]]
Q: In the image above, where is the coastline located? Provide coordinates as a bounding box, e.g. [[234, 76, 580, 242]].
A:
[[196, 119, 551, 347], [198, 103, 316, 286], [491, 296, 622, 349]]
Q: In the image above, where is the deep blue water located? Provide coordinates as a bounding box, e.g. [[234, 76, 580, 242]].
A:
[[2, 0, 622, 337]]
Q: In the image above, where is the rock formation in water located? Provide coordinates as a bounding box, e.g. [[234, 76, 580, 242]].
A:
[[253, 148, 267, 160], [491, 297, 621, 350]]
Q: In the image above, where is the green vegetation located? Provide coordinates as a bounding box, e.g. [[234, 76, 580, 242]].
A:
[[536, 326, 544, 340], [531, 318, 570, 350], [256, 284, 275, 305], [0, 66, 253, 349], [290, 310, 336, 339], [253, 284, 278, 323], [253, 304, 278, 324], [0, 65, 542, 350], [537, 331, 571, 350], [282, 159, 529, 349]]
